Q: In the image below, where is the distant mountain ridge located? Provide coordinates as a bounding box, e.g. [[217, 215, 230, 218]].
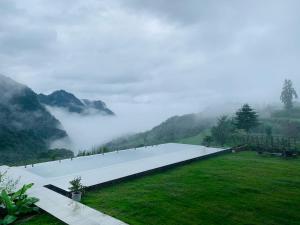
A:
[[104, 113, 215, 150], [38, 90, 114, 115], [0, 74, 71, 164]]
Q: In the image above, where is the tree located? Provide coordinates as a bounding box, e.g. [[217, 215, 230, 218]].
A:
[[202, 135, 213, 147], [280, 79, 298, 110], [234, 104, 259, 133], [211, 116, 234, 146]]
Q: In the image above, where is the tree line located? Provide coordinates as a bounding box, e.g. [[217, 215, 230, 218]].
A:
[[204, 79, 299, 153]]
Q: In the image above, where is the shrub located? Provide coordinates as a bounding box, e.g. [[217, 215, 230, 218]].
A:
[[0, 183, 39, 225], [202, 135, 213, 147], [0, 171, 19, 194], [68, 177, 85, 194]]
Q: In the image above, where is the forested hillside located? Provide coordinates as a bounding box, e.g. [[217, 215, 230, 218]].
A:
[[104, 114, 215, 150], [0, 75, 73, 165]]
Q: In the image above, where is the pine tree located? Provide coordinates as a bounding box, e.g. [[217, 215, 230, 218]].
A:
[[280, 79, 298, 110], [234, 104, 259, 133]]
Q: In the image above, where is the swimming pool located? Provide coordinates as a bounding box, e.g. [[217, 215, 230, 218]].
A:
[[17, 143, 226, 192], [23, 143, 223, 178]]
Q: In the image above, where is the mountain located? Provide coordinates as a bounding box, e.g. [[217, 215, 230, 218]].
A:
[[0, 75, 71, 165], [82, 99, 114, 115], [104, 113, 215, 150], [38, 90, 85, 113], [38, 90, 114, 115]]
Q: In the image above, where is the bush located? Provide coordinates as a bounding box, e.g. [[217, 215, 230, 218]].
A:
[[0, 171, 19, 194], [0, 183, 39, 225], [69, 177, 85, 194], [202, 135, 213, 147]]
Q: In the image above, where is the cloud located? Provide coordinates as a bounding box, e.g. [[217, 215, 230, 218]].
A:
[[0, 0, 300, 120], [47, 104, 178, 152]]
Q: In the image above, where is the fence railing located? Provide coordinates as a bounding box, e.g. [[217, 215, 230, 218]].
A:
[[231, 134, 300, 152]]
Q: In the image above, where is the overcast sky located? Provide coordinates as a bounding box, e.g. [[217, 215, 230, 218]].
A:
[[1, 0, 300, 117]]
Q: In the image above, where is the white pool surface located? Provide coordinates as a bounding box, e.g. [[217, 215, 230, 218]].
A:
[[16, 143, 226, 192], [24, 143, 198, 178]]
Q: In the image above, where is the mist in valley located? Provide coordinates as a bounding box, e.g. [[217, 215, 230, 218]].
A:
[[48, 103, 188, 152], [49, 96, 293, 154]]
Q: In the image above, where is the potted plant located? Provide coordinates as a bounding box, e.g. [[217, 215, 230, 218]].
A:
[[68, 177, 85, 202]]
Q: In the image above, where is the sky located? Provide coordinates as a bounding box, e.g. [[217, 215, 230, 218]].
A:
[[1, 0, 300, 127]]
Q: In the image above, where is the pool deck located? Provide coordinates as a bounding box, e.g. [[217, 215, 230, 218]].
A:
[[31, 187, 127, 225], [1, 143, 228, 225]]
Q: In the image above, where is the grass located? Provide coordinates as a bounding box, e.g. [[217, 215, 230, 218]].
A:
[[81, 152, 300, 225], [18, 151, 300, 225], [178, 129, 210, 145], [15, 213, 65, 225]]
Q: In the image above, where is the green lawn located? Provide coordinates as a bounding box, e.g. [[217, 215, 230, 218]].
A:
[[19, 151, 300, 225], [15, 213, 64, 225], [82, 152, 300, 225]]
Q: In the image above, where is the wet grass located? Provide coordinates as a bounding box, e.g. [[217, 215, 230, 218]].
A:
[[82, 152, 300, 225]]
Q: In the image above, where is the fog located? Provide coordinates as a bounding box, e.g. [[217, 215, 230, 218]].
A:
[[0, 74, 26, 103], [48, 103, 184, 152]]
